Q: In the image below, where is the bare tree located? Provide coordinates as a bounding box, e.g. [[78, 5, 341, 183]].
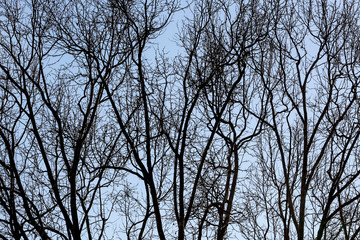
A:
[[240, 0, 360, 239], [168, 1, 270, 239], [87, 0, 268, 238], [1, 0, 360, 239], [0, 0, 134, 239]]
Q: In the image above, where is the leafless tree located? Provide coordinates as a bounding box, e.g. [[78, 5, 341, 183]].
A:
[[239, 0, 360, 239], [167, 1, 270, 239], [0, 0, 137, 239], [1, 0, 360, 239]]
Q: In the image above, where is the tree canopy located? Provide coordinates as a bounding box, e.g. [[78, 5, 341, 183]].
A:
[[1, 0, 360, 239]]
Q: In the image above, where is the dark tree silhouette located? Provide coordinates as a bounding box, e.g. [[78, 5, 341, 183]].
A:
[[239, 0, 360, 239], [1, 0, 360, 239]]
